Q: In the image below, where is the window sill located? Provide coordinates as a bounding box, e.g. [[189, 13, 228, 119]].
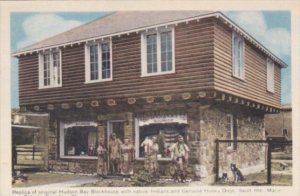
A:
[[141, 70, 175, 77], [39, 85, 62, 89], [232, 75, 245, 82], [85, 78, 113, 84], [266, 89, 275, 94], [135, 157, 172, 161], [60, 156, 97, 160]]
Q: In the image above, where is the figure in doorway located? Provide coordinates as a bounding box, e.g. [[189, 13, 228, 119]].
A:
[[120, 137, 135, 180], [109, 132, 122, 175], [141, 136, 159, 175], [97, 138, 107, 178], [169, 135, 190, 183]]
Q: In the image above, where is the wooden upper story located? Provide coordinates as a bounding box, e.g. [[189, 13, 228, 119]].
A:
[[15, 11, 286, 110]]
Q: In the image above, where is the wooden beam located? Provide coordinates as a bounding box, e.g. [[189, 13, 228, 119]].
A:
[[182, 92, 191, 100], [240, 99, 245, 105], [91, 100, 99, 107], [107, 99, 116, 106], [146, 96, 155, 103], [61, 103, 70, 109], [234, 97, 239, 103], [198, 91, 207, 98], [34, 105, 40, 111], [207, 91, 217, 98], [256, 104, 260, 109], [128, 98, 136, 105], [221, 94, 226, 101], [47, 104, 54, 110], [75, 102, 83, 108], [265, 107, 269, 112], [163, 95, 172, 102]]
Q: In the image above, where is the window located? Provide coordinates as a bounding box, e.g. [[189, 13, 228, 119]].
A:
[[85, 40, 112, 83], [232, 32, 245, 79], [38, 50, 62, 88], [60, 122, 98, 159], [141, 27, 175, 76], [226, 114, 237, 150], [135, 115, 188, 160], [267, 58, 274, 92]]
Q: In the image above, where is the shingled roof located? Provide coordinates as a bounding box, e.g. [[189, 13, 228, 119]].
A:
[[13, 11, 288, 68], [16, 11, 215, 53]]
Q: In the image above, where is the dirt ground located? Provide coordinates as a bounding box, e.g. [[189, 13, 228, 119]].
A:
[[12, 170, 292, 188], [214, 172, 292, 186], [12, 172, 88, 188]]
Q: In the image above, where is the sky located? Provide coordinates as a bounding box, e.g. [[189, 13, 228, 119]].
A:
[[10, 11, 291, 108]]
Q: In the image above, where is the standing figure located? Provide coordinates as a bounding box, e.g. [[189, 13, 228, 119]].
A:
[[109, 133, 122, 175], [169, 135, 190, 182], [120, 138, 135, 179], [97, 139, 107, 177], [141, 136, 159, 175]]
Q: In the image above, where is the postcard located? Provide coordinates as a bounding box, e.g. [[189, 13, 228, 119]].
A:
[[0, 0, 299, 196]]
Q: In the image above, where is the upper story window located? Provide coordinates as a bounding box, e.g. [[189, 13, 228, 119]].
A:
[[267, 58, 275, 93], [141, 27, 175, 77], [38, 49, 62, 89], [232, 31, 245, 79], [85, 40, 112, 83]]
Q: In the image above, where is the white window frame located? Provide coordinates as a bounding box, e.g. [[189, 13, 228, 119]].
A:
[[232, 31, 245, 80], [38, 49, 62, 89], [141, 27, 175, 77], [135, 115, 187, 161], [59, 121, 98, 160], [85, 39, 113, 83], [226, 114, 234, 149], [267, 58, 275, 93]]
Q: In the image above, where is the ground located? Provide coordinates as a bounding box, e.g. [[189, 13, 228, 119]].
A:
[[214, 171, 292, 186], [12, 170, 291, 187], [12, 172, 94, 188]]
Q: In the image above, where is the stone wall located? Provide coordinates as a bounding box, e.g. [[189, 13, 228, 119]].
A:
[[48, 159, 97, 173], [197, 104, 265, 183], [46, 102, 265, 180], [47, 111, 134, 174]]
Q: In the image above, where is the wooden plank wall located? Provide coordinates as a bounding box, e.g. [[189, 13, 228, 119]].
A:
[[18, 18, 282, 108], [213, 20, 281, 108], [19, 19, 215, 106]]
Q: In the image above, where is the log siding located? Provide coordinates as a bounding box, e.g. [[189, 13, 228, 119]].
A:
[[19, 19, 216, 106], [213, 20, 281, 108]]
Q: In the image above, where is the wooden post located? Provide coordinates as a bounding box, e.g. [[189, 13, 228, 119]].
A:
[[215, 139, 219, 182], [33, 145, 35, 160], [267, 141, 272, 184]]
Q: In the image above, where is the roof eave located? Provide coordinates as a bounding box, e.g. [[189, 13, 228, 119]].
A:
[[12, 11, 288, 69]]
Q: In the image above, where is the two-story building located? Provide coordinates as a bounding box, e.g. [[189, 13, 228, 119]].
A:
[[13, 11, 287, 183]]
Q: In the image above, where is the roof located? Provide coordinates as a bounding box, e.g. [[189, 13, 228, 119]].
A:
[[16, 11, 215, 53], [13, 11, 288, 68]]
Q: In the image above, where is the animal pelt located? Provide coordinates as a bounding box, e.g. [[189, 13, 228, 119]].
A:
[[230, 163, 245, 182]]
